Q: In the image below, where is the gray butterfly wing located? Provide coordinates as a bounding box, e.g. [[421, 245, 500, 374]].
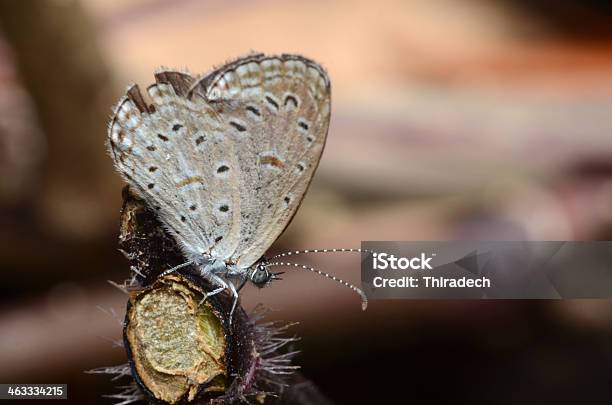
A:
[[195, 54, 331, 269], [108, 73, 244, 263]]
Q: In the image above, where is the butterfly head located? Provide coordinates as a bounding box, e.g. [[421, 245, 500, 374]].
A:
[[249, 258, 284, 288]]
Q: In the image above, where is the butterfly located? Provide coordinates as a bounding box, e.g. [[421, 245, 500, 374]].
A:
[[108, 53, 366, 322]]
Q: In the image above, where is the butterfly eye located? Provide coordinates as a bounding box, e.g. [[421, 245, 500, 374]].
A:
[[250, 262, 272, 287]]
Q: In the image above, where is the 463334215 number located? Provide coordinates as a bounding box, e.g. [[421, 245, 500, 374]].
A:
[[1, 384, 66, 399]]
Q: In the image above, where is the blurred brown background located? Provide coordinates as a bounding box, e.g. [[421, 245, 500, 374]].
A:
[[2, 0, 612, 403]]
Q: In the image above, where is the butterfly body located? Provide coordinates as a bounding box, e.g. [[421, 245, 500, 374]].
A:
[[108, 54, 330, 313], [186, 255, 271, 287]]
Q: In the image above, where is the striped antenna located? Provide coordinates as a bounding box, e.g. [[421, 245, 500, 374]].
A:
[[270, 248, 372, 260], [265, 261, 368, 310]]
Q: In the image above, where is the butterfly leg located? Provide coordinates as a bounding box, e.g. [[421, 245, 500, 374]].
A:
[[199, 273, 228, 305], [227, 280, 239, 327], [160, 260, 194, 277]]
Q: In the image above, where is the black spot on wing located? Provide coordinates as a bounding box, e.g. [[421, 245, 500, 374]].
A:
[[284, 94, 298, 108], [265, 96, 279, 110], [246, 105, 261, 116], [229, 121, 246, 132]]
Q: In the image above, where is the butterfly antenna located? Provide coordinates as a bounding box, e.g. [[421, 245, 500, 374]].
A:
[[160, 260, 194, 277], [270, 248, 372, 260], [265, 261, 368, 310]]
